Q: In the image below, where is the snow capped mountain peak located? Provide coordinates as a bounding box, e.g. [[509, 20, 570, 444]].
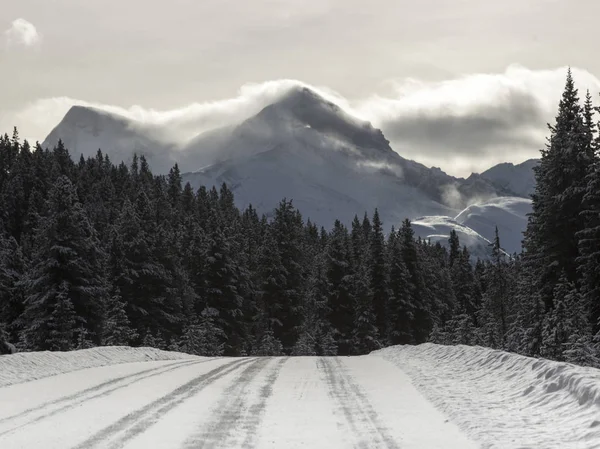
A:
[[262, 86, 392, 153], [43, 105, 178, 173]]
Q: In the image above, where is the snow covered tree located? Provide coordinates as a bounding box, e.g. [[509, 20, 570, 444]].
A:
[[369, 209, 392, 341], [0, 231, 25, 342], [19, 176, 108, 350], [387, 228, 414, 345], [524, 70, 595, 311], [327, 220, 354, 354], [46, 281, 77, 351], [253, 329, 284, 356], [203, 227, 245, 355], [102, 288, 138, 346]]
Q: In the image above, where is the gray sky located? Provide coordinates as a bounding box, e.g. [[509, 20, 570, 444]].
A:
[[2, 0, 600, 176]]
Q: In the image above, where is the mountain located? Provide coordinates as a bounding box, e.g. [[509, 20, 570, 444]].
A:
[[480, 159, 538, 198], [42, 106, 178, 173], [43, 86, 523, 253], [179, 87, 510, 227]]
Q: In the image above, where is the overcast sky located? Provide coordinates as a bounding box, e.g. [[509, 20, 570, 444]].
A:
[[2, 0, 600, 176]]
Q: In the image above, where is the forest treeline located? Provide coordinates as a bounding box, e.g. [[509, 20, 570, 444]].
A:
[[0, 70, 598, 366]]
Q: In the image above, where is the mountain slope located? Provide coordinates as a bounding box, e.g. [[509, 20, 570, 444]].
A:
[[455, 197, 532, 254], [480, 159, 538, 198], [180, 87, 508, 227], [411, 216, 498, 260], [42, 106, 178, 173]]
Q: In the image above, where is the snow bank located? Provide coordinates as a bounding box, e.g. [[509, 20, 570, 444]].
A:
[[0, 346, 197, 388], [375, 344, 600, 449]]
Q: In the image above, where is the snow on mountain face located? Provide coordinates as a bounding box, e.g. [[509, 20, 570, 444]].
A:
[[42, 106, 178, 173], [180, 86, 510, 229], [480, 159, 538, 198], [411, 216, 499, 260], [180, 87, 397, 170], [455, 196, 532, 254]]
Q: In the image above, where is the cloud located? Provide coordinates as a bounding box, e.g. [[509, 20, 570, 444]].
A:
[[355, 65, 600, 174], [4, 19, 41, 47], [5, 65, 600, 177], [9, 79, 346, 144]]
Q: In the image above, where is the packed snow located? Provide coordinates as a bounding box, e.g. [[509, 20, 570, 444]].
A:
[[0, 346, 196, 388], [377, 344, 600, 449], [0, 346, 476, 448], [1, 345, 599, 448]]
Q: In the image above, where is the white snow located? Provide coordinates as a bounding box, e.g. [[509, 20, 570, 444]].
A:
[[0, 346, 197, 388], [411, 215, 499, 260], [455, 196, 532, 254], [0, 347, 475, 449], [2, 345, 599, 448], [480, 159, 538, 198], [377, 343, 600, 449]]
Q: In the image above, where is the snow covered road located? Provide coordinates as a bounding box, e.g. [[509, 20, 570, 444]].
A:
[[0, 354, 475, 449]]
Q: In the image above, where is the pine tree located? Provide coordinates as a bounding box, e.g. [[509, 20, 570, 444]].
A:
[[525, 70, 593, 311], [387, 228, 414, 345], [102, 288, 138, 346], [0, 232, 25, 342], [540, 274, 576, 361], [327, 220, 354, 354], [266, 200, 306, 352], [399, 219, 429, 342], [46, 281, 77, 351], [369, 209, 391, 341], [203, 227, 245, 355], [448, 229, 461, 267], [478, 229, 511, 348], [577, 95, 600, 336], [352, 258, 381, 354], [19, 176, 108, 350], [253, 329, 284, 356]]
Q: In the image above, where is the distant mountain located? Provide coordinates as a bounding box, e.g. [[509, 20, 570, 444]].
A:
[[480, 159, 538, 198], [42, 106, 178, 174], [179, 87, 510, 227], [43, 85, 526, 255]]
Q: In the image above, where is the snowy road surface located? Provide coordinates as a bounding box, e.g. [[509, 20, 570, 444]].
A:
[[0, 354, 475, 449]]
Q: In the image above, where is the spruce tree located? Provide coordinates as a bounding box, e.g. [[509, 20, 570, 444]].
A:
[[102, 288, 138, 346], [369, 209, 391, 340], [19, 176, 108, 350], [387, 228, 414, 345]]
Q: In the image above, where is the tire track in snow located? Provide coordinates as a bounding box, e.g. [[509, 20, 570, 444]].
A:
[[0, 359, 204, 433], [72, 357, 255, 449], [318, 357, 400, 449], [184, 357, 288, 449]]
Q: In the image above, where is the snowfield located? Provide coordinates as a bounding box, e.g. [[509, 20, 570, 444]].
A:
[[0, 345, 599, 448]]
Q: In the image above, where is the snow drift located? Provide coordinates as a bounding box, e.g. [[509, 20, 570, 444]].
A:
[[376, 344, 600, 449], [0, 346, 197, 388]]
